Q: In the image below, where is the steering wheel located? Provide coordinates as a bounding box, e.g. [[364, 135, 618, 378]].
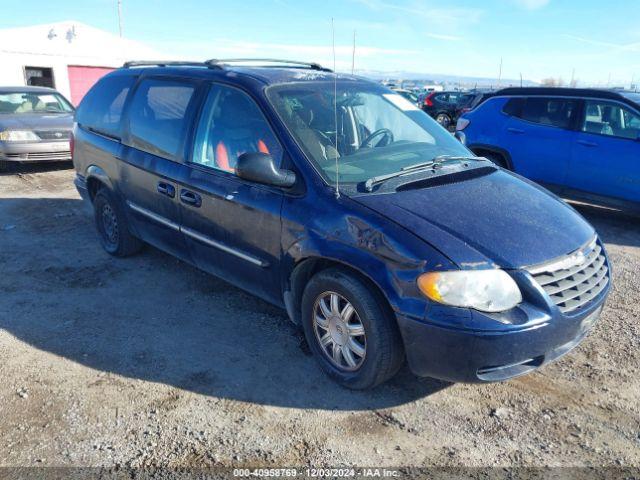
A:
[[360, 128, 394, 148]]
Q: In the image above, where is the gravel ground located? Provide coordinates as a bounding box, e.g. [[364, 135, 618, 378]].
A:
[[0, 163, 639, 471]]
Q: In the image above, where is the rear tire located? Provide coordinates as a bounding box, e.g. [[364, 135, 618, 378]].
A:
[[301, 268, 404, 389], [435, 113, 451, 128], [93, 188, 143, 257]]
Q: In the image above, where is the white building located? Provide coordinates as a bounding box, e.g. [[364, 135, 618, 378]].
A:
[[0, 21, 162, 105]]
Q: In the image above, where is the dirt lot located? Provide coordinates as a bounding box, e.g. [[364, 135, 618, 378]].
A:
[[1, 163, 639, 470]]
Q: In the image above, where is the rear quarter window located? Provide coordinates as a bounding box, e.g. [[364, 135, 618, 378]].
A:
[[502, 97, 525, 116], [76, 75, 136, 139]]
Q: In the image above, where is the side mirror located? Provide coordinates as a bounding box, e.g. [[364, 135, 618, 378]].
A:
[[236, 152, 296, 188]]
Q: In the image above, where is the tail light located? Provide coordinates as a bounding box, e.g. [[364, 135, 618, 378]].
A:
[[424, 93, 435, 107], [69, 130, 75, 162], [456, 117, 470, 131]]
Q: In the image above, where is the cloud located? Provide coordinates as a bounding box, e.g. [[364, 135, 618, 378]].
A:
[[562, 34, 640, 52], [351, 0, 483, 28], [512, 0, 550, 9], [426, 33, 463, 41]]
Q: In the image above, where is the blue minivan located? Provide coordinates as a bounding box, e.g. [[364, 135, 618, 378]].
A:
[[72, 61, 610, 389], [456, 87, 640, 214]]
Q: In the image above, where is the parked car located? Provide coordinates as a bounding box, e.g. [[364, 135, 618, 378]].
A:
[[422, 91, 470, 128], [456, 90, 495, 117], [0, 86, 74, 171], [73, 60, 610, 389], [391, 88, 420, 106], [456, 87, 640, 214]]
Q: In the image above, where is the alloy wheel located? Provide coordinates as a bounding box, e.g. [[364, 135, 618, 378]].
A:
[[312, 291, 366, 371]]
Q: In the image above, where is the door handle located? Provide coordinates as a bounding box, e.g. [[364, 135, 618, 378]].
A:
[[157, 181, 176, 198], [507, 127, 525, 134], [180, 189, 202, 207], [577, 140, 598, 148]]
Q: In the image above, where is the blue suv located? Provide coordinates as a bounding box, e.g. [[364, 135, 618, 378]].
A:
[[456, 87, 640, 214], [72, 61, 610, 389]]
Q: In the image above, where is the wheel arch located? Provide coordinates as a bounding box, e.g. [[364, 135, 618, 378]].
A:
[[85, 165, 115, 202], [468, 144, 514, 170], [284, 256, 396, 326]]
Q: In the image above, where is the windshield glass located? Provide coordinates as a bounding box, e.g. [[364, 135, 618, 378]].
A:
[[0, 92, 74, 114], [267, 82, 470, 184]]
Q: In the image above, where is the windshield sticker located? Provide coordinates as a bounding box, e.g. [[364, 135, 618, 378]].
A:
[[383, 93, 420, 111], [39, 95, 59, 104]]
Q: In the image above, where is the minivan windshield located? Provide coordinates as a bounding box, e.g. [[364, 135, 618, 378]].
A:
[[267, 82, 471, 185], [0, 92, 74, 115]]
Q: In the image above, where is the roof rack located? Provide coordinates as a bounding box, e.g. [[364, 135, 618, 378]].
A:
[[122, 60, 221, 69], [122, 58, 332, 72], [204, 58, 332, 72]]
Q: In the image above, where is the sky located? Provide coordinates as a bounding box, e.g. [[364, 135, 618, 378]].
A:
[[1, 0, 639, 86]]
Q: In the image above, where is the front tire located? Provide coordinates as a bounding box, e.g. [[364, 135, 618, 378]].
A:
[[301, 268, 404, 389], [93, 188, 143, 257]]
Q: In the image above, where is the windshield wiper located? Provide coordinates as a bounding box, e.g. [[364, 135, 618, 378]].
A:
[[362, 155, 485, 192], [363, 162, 436, 192]]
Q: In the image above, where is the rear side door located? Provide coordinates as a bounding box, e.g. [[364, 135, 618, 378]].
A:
[[501, 96, 579, 187], [568, 99, 640, 205], [119, 76, 200, 260], [176, 83, 286, 304]]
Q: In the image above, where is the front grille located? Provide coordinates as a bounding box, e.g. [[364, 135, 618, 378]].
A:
[[528, 238, 609, 314], [4, 151, 71, 161], [35, 130, 70, 140]]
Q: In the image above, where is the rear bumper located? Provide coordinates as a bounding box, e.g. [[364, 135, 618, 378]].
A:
[[0, 140, 71, 163], [74, 173, 90, 202], [397, 298, 606, 383]]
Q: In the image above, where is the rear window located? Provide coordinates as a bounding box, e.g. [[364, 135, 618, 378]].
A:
[[126, 79, 195, 160], [76, 75, 136, 139], [518, 97, 578, 129]]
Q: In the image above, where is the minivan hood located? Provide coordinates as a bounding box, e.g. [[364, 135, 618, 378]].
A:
[[353, 169, 595, 269], [0, 113, 73, 131]]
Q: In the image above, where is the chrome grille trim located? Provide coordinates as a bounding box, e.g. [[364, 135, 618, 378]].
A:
[[528, 237, 609, 314], [4, 151, 71, 160], [35, 130, 70, 140]]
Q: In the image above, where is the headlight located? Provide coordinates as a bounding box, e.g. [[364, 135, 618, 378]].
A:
[[418, 270, 522, 312], [0, 130, 39, 142]]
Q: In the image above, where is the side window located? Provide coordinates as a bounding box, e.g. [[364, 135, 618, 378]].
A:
[[502, 97, 525, 116], [519, 97, 578, 129], [581, 100, 640, 140], [127, 79, 195, 160], [76, 75, 136, 139], [192, 85, 282, 174]]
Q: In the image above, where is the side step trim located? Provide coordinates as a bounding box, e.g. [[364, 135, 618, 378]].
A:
[[126, 201, 267, 268]]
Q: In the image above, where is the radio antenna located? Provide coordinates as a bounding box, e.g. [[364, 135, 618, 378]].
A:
[[351, 30, 356, 75], [332, 18, 340, 198]]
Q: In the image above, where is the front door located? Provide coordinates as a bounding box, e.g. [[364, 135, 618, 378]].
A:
[[568, 99, 640, 205], [177, 83, 286, 304], [119, 76, 199, 260], [502, 96, 579, 187]]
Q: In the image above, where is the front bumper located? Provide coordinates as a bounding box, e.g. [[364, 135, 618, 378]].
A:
[[0, 140, 71, 163], [397, 292, 607, 383]]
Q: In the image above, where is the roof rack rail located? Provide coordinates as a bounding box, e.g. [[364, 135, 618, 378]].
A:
[[122, 60, 222, 69], [204, 58, 332, 72]]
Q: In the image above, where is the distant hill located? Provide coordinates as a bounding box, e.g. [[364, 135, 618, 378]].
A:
[[354, 69, 538, 88]]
